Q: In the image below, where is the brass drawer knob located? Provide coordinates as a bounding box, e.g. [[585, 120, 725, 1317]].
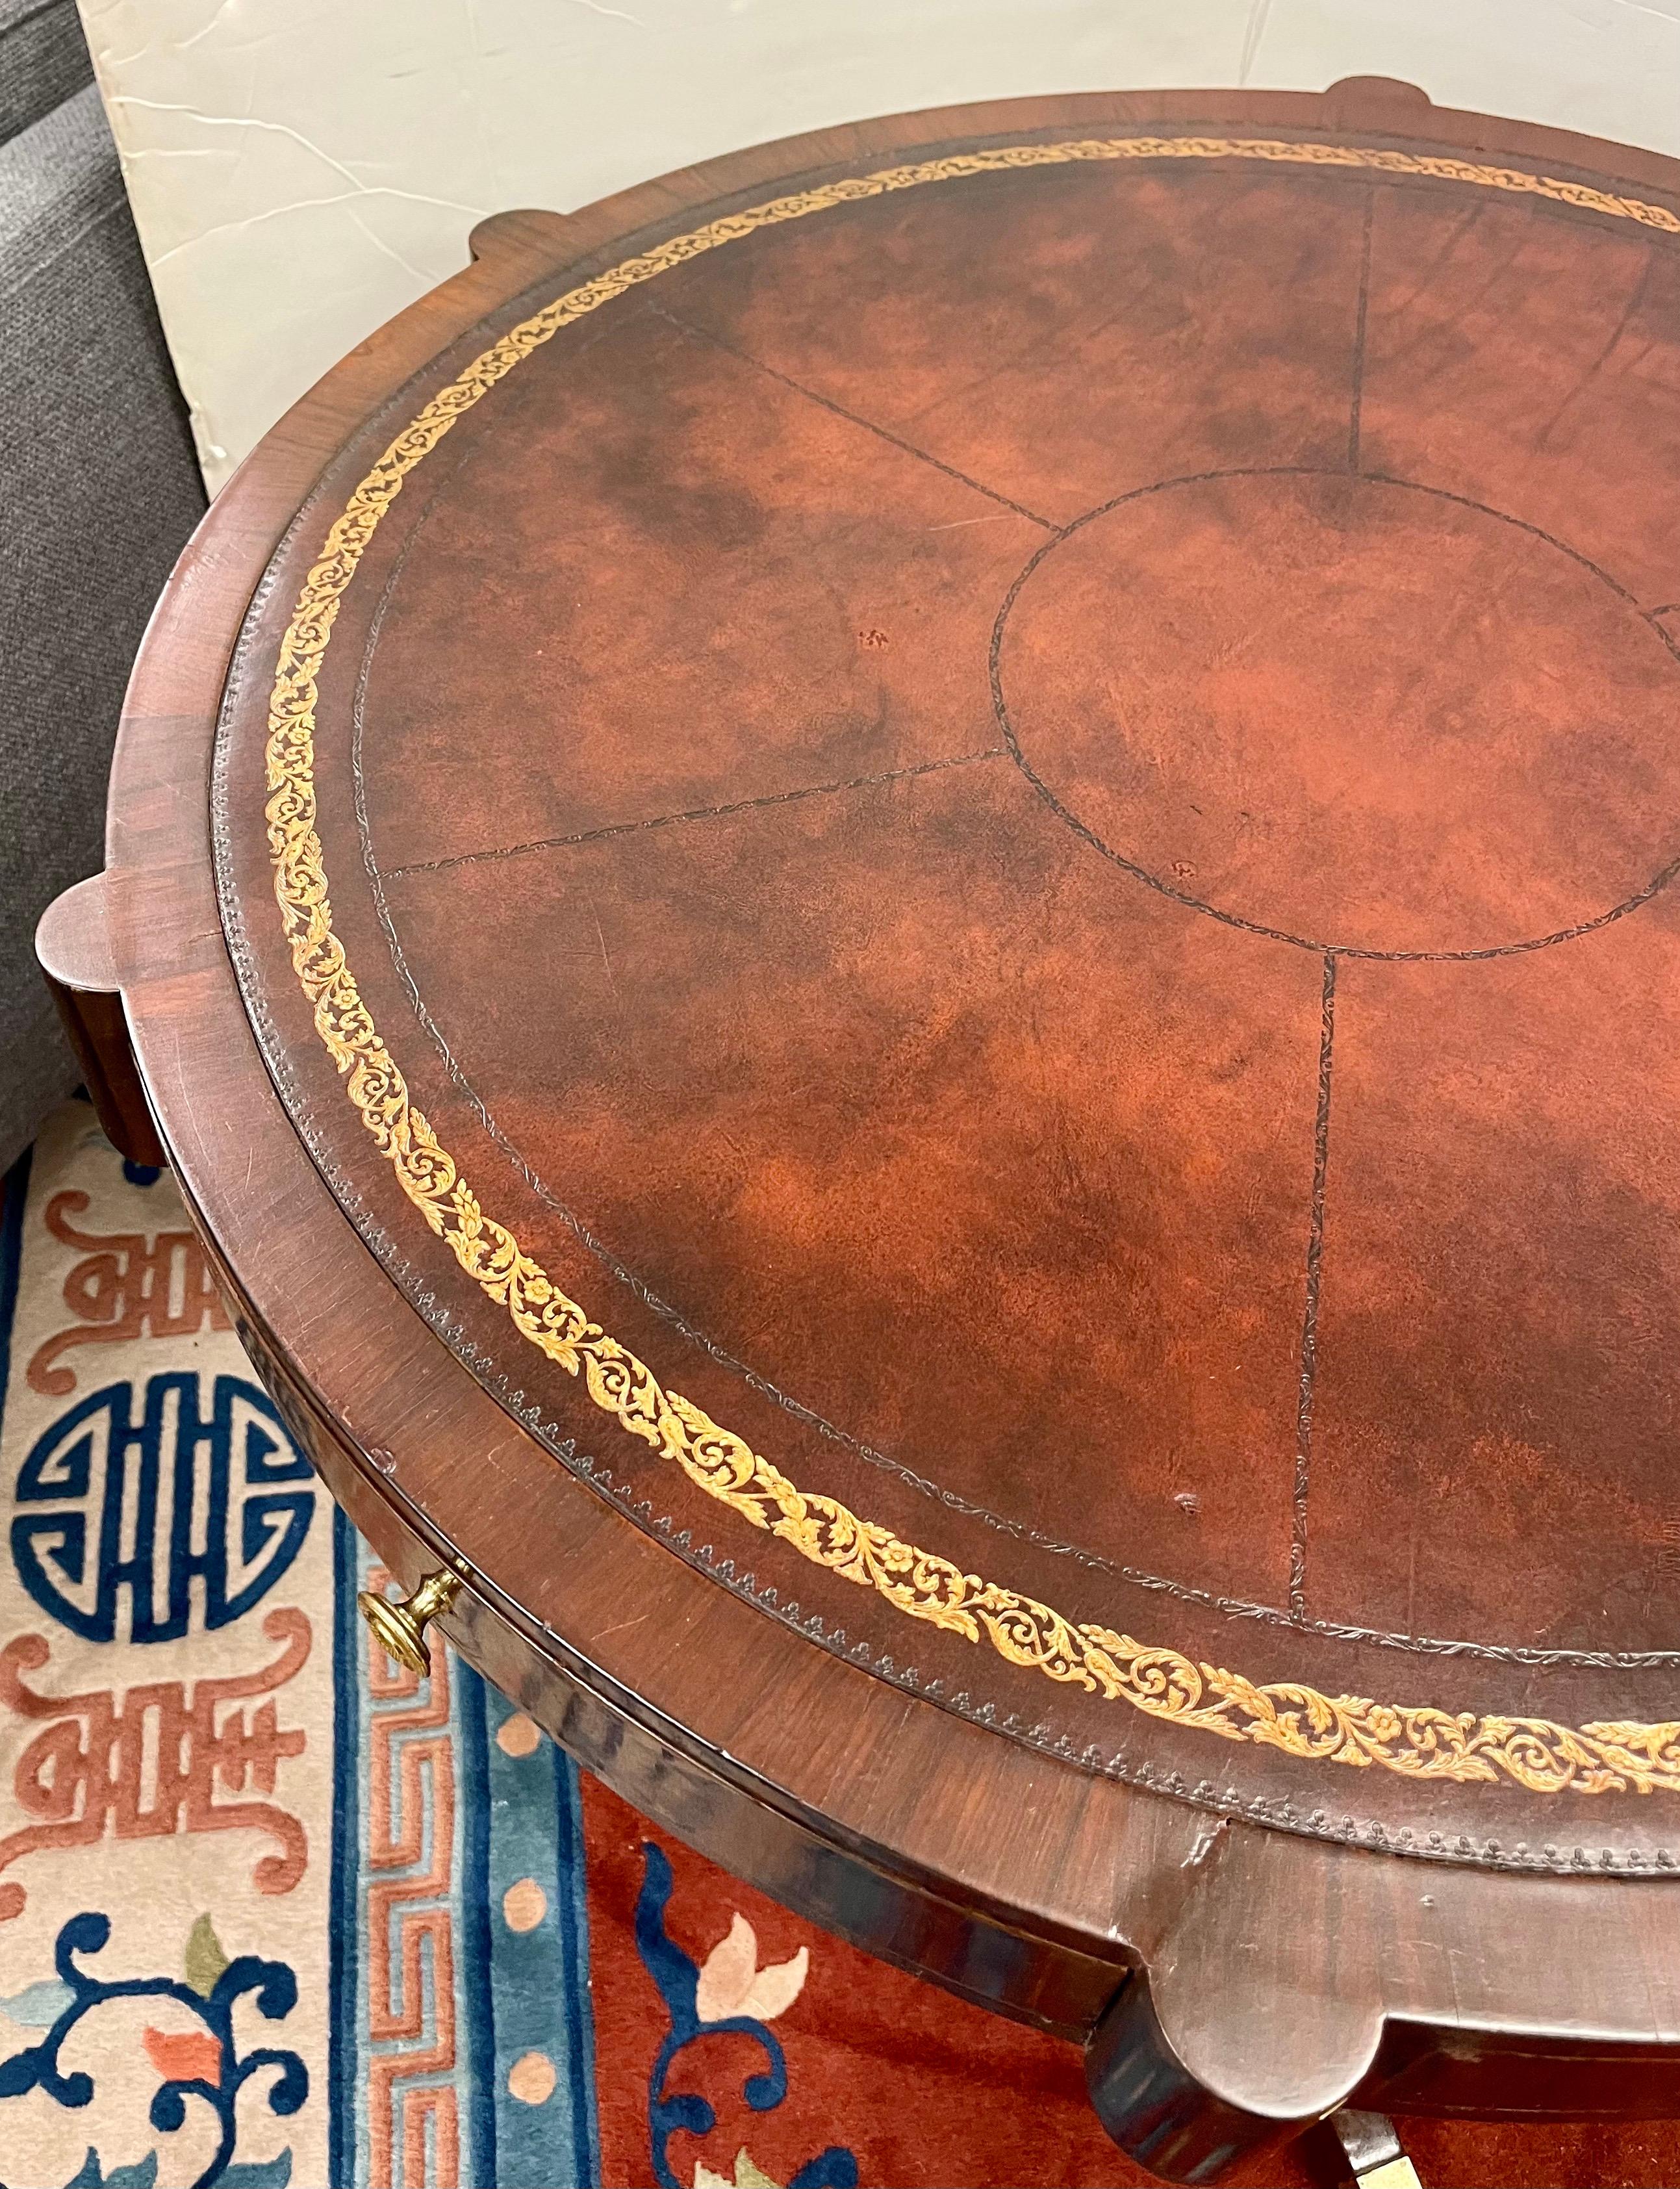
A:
[[357, 1567, 463, 1674]]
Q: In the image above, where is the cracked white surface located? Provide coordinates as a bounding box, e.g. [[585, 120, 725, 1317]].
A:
[[79, 0, 1680, 491]]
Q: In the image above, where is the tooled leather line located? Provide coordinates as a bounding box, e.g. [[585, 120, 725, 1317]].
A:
[[987, 466, 1680, 964], [383, 751, 1007, 880], [1289, 954, 1336, 1621], [1347, 183, 1375, 474], [258, 134, 1680, 1802], [645, 297, 1062, 531]]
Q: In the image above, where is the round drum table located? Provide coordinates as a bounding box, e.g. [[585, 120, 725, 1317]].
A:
[[39, 74, 1680, 2185]]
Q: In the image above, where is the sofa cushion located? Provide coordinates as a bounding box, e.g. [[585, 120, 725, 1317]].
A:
[[0, 83, 205, 1170], [0, 0, 93, 149]]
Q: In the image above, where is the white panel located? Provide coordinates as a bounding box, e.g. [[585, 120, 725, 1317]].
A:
[[1248, 0, 1680, 151]]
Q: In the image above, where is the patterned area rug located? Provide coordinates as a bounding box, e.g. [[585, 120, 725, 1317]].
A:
[[2, 1100, 1677, 2189]]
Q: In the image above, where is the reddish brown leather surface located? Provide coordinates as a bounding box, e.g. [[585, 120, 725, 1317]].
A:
[[214, 116, 1680, 1867]]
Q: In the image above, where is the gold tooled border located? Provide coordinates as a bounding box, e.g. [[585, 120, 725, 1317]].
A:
[[264, 135, 1680, 1795]]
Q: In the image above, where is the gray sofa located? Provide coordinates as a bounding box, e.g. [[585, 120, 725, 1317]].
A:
[[1, 0, 207, 1171]]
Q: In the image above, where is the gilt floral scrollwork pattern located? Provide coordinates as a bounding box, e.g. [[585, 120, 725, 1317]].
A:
[[264, 134, 1680, 1795]]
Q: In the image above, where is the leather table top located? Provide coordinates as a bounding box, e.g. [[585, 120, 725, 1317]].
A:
[[212, 107, 1680, 1871]]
